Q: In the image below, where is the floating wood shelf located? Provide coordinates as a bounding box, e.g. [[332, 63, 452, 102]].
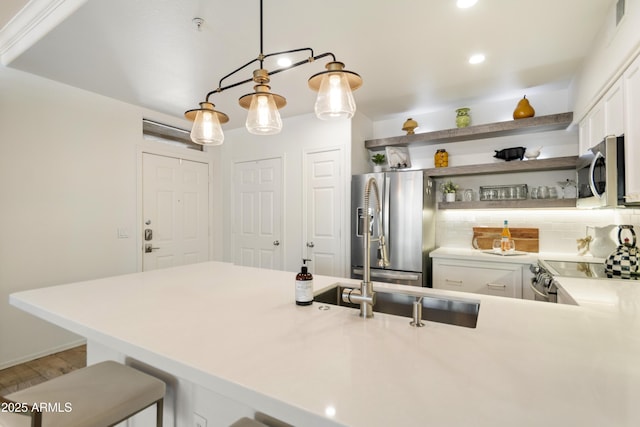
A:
[[365, 112, 574, 150], [438, 198, 577, 210], [424, 156, 578, 177]]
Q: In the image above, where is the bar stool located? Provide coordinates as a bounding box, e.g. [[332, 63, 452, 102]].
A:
[[0, 360, 165, 427]]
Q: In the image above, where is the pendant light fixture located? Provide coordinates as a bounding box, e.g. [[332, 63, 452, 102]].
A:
[[184, 102, 228, 145], [184, 0, 362, 145], [239, 69, 286, 135]]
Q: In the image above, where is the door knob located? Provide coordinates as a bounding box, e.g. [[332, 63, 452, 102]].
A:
[[273, 240, 280, 246], [144, 244, 160, 253], [306, 242, 315, 248]]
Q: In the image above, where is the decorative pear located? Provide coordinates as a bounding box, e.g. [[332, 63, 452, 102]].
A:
[[513, 95, 535, 120]]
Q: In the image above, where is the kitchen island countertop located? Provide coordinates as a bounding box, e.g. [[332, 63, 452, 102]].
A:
[[9, 261, 640, 426]]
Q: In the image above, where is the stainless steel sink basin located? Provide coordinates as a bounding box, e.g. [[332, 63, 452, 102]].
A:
[[314, 285, 480, 328]]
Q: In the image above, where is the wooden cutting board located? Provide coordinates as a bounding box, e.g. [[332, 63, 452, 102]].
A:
[[472, 227, 539, 253]]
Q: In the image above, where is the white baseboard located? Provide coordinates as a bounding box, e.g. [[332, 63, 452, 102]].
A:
[[0, 338, 86, 370]]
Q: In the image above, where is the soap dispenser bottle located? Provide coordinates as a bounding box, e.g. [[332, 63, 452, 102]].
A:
[[295, 259, 313, 306]]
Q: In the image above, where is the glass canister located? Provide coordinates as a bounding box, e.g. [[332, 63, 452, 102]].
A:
[[455, 108, 471, 128], [434, 149, 449, 168]]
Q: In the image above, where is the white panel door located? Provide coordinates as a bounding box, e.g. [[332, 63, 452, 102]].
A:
[[233, 158, 283, 269], [142, 153, 209, 271], [304, 148, 344, 277]]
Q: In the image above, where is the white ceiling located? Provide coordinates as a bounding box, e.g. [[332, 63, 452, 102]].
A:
[[1, 0, 616, 130]]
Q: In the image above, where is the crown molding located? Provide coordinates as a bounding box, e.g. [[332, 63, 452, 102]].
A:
[[0, 0, 87, 66]]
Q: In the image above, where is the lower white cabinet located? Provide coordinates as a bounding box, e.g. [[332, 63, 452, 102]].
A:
[[433, 259, 523, 299]]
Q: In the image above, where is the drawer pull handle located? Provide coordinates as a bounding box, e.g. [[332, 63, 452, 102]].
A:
[[487, 283, 506, 289], [445, 279, 463, 285]]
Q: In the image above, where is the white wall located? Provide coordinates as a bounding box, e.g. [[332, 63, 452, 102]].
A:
[[437, 208, 640, 254], [219, 114, 353, 274], [0, 66, 211, 368], [372, 88, 573, 139], [370, 88, 576, 171]]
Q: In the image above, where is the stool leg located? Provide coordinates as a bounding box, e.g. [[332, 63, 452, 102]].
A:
[[156, 398, 163, 427], [32, 411, 42, 427]]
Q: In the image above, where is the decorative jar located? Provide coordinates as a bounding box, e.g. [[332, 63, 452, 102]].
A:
[[455, 108, 471, 128], [434, 149, 448, 168]]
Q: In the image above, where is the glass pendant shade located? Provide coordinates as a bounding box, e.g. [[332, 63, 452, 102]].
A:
[[187, 102, 226, 145], [245, 93, 283, 135], [314, 72, 356, 120]]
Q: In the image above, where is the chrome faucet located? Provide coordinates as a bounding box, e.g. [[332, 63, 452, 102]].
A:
[[343, 177, 389, 318]]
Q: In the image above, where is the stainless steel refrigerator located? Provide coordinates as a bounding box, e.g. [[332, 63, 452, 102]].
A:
[[351, 170, 436, 287]]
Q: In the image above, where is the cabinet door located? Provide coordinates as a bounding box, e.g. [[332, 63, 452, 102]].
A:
[[433, 259, 522, 298], [604, 78, 624, 137], [624, 54, 640, 203], [578, 118, 590, 156], [588, 101, 605, 150]]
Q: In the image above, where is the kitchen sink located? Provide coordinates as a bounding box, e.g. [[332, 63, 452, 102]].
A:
[[314, 285, 480, 328]]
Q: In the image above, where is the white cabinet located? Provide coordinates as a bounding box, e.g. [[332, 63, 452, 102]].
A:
[[578, 77, 624, 154], [584, 101, 605, 153], [604, 78, 624, 137], [433, 259, 523, 299], [623, 54, 640, 203]]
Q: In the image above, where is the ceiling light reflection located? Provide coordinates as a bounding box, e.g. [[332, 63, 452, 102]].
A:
[[325, 405, 336, 417], [277, 57, 292, 67], [469, 53, 485, 64], [457, 0, 478, 8]]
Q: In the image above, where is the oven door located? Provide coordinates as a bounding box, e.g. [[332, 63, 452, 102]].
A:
[[529, 269, 558, 303]]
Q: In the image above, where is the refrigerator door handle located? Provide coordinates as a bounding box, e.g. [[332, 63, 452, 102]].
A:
[[383, 174, 391, 256]]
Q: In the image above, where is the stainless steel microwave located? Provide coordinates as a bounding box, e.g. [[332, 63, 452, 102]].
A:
[[576, 135, 625, 208]]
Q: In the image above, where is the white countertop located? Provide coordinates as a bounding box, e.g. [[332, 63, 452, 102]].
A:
[[430, 247, 603, 264], [10, 261, 640, 427]]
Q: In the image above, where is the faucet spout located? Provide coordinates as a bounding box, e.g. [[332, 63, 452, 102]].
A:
[[344, 176, 389, 318]]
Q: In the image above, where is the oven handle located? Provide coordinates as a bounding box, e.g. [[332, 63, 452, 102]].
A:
[[529, 279, 550, 300], [589, 151, 604, 199]]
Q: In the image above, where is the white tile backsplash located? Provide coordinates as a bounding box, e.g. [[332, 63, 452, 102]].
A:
[[435, 208, 640, 254]]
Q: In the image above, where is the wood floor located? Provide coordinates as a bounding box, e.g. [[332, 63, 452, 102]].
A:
[[0, 345, 86, 396]]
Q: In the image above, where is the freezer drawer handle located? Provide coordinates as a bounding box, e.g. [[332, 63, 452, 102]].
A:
[[445, 279, 463, 285]]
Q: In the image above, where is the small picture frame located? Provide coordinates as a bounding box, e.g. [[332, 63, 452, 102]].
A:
[[385, 146, 411, 169]]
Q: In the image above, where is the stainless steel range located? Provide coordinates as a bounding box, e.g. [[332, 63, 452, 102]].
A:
[[530, 259, 640, 303]]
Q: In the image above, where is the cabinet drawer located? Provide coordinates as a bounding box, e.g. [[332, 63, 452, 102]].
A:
[[433, 259, 523, 298]]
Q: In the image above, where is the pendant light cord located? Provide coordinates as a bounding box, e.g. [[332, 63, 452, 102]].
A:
[[203, 0, 338, 101], [259, 0, 264, 68]]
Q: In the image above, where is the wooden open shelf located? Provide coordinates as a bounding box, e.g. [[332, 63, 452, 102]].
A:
[[438, 198, 577, 210], [365, 112, 574, 150], [424, 156, 578, 177]]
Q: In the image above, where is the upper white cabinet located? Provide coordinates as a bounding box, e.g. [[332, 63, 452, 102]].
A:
[[582, 100, 605, 154], [579, 52, 640, 204], [604, 78, 624, 137], [623, 54, 640, 203], [579, 78, 623, 154]]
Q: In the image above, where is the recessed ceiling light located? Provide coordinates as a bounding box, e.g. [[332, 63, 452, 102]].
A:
[[277, 57, 292, 67], [468, 53, 485, 64], [457, 0, 478, 8]]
